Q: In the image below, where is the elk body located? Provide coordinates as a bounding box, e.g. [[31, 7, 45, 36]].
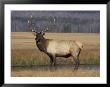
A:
[[33, 30, 83, 70]]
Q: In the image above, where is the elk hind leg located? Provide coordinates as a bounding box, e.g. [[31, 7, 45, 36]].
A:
[[53, 55, 56, 67], [70, 49, 81, 70], [75, 48, 81, 70], [74, 56, 80, 70]]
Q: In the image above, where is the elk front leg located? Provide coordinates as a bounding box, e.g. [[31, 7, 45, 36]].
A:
[[51, 55, 56, 66], [52, 55, 57, 70], [49, 54, 57, 70], [49, 56, 54, 66], [48, 54, 53, 66], [47, 53, 54, 66]]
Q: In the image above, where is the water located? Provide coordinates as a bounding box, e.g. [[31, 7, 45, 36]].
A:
[[12, 64, 100, 71]]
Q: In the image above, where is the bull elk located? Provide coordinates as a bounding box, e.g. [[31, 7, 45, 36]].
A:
[[32, 29, 83, 70], [28, 16, 83, 70]]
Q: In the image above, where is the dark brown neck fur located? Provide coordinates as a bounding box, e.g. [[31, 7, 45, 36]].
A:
[[36, 36, 48, 53]]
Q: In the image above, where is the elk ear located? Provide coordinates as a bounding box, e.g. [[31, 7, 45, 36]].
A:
[[32, 31, 37, 36], [32, 29, 37, 36], [41, 31, 45, 35], [42, 32, 45, 35]]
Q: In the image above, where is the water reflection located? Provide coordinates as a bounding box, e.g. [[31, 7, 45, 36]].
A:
[[12, 64, 100, 71]]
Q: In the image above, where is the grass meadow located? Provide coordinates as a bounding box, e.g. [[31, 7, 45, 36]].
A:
[[11, 32, 100, 77]]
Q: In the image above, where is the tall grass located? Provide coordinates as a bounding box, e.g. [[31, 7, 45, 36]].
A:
[[11, 49, 49, 66], [11, 32, 100, 77], [11, 32, 100, 66], [11, 48, 100, 66]]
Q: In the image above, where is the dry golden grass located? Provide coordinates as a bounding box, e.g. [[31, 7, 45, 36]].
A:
[[11, 32, 100, 77], [11, 32, 100, 66], [11, 32, 100, 50], [11, 48, 99, 66]]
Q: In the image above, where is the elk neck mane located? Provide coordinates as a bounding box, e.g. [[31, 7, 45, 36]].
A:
[[36, 35, 49, 53]]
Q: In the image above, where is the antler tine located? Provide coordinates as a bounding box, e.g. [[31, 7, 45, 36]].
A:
[[32, 29, 37, 36], [44, 27, 49, 32], [41, 27, 48, 33], [27, 20, 30, 24], [30, 15, 33, 18], [28, 15, 33, 23], [28, 15, 36, 33], [32, 28, 37, 32], [32, 29, 35, 32]]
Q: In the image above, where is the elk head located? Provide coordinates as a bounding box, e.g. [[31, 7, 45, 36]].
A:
[[31, 28, 48, 52], [32, 28, 48, 43]]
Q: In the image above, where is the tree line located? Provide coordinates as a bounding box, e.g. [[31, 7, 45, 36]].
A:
[[11, 11, 100, 33]]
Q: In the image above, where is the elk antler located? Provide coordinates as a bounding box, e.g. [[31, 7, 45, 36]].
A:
[[32, 29, 36, 32], [31, 28, 37, 36], [44, 27, 49, 32], [41, 27, 48, 33], [28, 15, 36, 32], [41, 27, 48, 35]]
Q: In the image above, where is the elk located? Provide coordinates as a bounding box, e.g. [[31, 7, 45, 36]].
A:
[[32, 29, 83, 70], [28, 16, 83, 70]]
